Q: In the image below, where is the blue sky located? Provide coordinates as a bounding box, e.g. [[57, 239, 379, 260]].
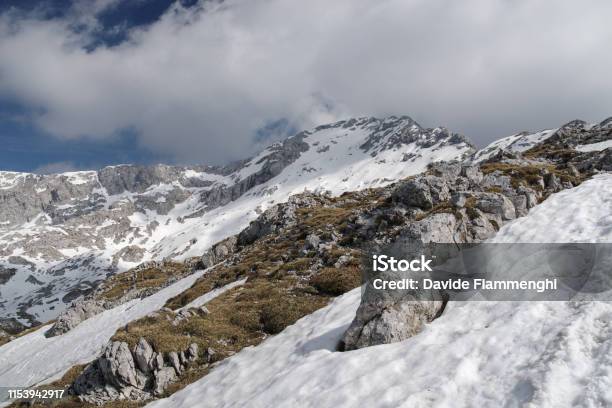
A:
[[0, 0, 197, 172], [1, 0, 612, 173]]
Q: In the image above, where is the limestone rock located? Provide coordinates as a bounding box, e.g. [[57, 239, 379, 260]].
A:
[[46, 298, 106, 337], [154, 367, 177, 396], [544, 173, 562, 192], [304, 234, 321, 250], [205, 347, 217, 364], [167, 351, 182, 374], [99, 341, 140, 389], [423, 175, 451, 204], [341, 299, 445, 350], [201, 236, 238, 268], [461, 165, 484, 184], [392, 179, 433, 209], [474, 192, 516, 220], [186, 343, 199, 362], [133, 338, 155, 374]]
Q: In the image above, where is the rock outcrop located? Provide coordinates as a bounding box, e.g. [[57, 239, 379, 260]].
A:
[[45, 298, 106, 337], [342, 299, 445, 350], [71, 338, 203, 404], [340, 144, 598, 350], [0, 115, 474, 330]]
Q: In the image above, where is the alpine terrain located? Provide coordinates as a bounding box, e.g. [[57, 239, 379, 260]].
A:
[[0, 115, 611, 407]]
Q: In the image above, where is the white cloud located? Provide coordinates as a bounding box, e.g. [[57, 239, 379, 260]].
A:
[[1, 0, 612, 165]]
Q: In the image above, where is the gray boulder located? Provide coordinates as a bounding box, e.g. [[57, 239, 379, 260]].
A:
[[154, 352, 165, 371], [482, 173, 513, 191], [71, 361, 110, 397], [304, 234, 321, 250], [427, 162, 462, 181], [423, 176, 451, 203], [474, 192, 516, 220], [461, 165, 483, 184], [450, 192, 467, 207], [508, 194, 528, 217], [418, 213, 463, 244], [342, 299, 445, 350], [154, 367, 177, 396], [392, 179, 433, 209], [544, 173, 562, 192], [167, 351, 182, 374], [133, 338, 155, 374], [46, 298, 106, 337], [186, 343, 199, 362], [517, 186, 539, 209], [334, 255, 352, 268], [99, 341, 140, 389], [201, 236, 238, 268]]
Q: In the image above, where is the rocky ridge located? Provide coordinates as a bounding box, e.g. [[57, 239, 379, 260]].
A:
[[0, 115, 473, 330]]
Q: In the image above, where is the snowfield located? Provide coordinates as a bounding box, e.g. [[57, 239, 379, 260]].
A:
[[148, 173, 612, 408], [576, 140, 612, 152], [471, 128, 557, 163]]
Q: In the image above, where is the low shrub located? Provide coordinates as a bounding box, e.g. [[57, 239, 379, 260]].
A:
[[310, 266, 361, 296]]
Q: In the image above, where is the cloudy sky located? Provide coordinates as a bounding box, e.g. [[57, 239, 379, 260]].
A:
[[1, 0, 611, 172]]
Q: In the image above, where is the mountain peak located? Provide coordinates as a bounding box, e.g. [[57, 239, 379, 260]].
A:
[[0, 115, 473, 328]]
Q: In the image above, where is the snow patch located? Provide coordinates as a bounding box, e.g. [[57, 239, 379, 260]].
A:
[[575, 140, 612, 152]]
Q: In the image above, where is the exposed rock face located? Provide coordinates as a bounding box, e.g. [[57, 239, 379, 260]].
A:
[[236, 196, 307, 247], [71, 338, 200, 403], [97, 165, 187, 196], [60, 122, 606, 402], [342, 299, 445, 351], [0, 317, 26, 335], [153, 367, 177, 396], [0, 266, 16, 284], [1, 115, 474, 329], [474, 192, 516, 220], [99, 341, 140, 389], [392, 179, 434, 210], [200, 236, 238, 269], [340, 137, 601, 350], [45, 298, 106, 337], [167, 352, 182, 375], [133, 337, 155, 374], [551, 118, 612, 146], [358, 116, 473, 155]]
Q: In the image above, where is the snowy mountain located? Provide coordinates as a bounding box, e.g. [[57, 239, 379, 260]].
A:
[[0, 114, 610, 408], [472, 128, 558, 163], [472, 116, 612, 163], [0, 116, 473, 329]]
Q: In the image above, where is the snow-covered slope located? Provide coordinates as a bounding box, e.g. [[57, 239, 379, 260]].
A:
[[0, 266, 212, 392], [147, 173, 612, 408], [0, 116, 473, 327], [473, 116, 612, 163], [472, 128, 557, 163], [576, 139, 612, 152]]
